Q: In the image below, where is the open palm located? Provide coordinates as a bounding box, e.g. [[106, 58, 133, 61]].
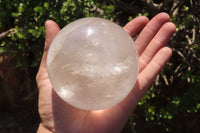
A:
[[36, 13, 176, 133]]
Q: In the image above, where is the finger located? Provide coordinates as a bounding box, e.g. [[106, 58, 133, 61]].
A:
[[139, 22, 176, 71], [40, 20, 60, 67], [43, 20, 60, 59], [36, 20, 60, 83], [123, 16, 149, 37], [118, 47, 172, 113], [135, 13, 170, 55], [136, 47, 172, 98]]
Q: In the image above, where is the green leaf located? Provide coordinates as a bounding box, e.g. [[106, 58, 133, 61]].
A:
[[43, 2, 49, 9], [107, 5, 114, 11], [34, 6, 43, 12], [18, 3, 25, 13], [12, 12, 21, 17], [183, 5, 189, 11], [197, 104, 200, 109]]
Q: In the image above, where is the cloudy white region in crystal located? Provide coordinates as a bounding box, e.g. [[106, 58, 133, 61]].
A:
[[47, 17, 138, 110]]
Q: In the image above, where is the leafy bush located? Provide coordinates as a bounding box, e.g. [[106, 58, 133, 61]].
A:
[[0, 0, 117, 68], [119, 0, 200, 132]]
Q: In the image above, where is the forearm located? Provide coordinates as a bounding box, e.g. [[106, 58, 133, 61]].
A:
[[37, 124, 53, 133]]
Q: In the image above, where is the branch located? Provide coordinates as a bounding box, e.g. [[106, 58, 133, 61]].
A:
[[140, 0, 160, 13], [171, 1, 180, 16], [162, 74, 169, 86], [0, 29, 16, 40], [185, 28, 195, 45]]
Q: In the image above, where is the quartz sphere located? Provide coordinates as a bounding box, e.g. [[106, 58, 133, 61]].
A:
[[47, 17, 138, 110]]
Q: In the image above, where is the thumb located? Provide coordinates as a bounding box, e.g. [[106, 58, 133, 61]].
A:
[[44, 20, 60, 52], [40, 20, 60, 69], [36, 20, 60, 82]]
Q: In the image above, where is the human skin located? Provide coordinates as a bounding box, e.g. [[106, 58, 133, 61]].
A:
[[36, 13, 176, 133]]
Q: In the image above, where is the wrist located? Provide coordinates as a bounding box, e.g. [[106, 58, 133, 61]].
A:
[[37, 123, 53, 133]]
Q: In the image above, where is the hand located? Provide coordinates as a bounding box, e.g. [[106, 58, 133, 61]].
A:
[[36, 13, 176, 133]]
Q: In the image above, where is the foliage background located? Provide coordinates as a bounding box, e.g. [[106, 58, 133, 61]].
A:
[[0, 0, 199, 132]]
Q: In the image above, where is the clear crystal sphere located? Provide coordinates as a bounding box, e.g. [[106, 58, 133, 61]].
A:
[[47, 17, 138, 110]]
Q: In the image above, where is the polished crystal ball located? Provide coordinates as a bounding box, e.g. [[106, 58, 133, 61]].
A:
[[47, 17, 138, 110]]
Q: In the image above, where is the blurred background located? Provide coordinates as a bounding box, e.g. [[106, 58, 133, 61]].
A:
[[0, 0, 199, 132]]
